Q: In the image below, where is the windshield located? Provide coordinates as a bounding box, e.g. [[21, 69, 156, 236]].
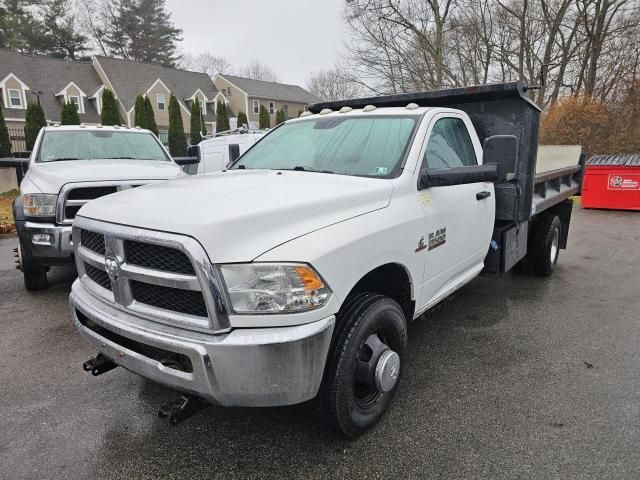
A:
[[232, 116, 418, 178], [37, 130, 170, 163]]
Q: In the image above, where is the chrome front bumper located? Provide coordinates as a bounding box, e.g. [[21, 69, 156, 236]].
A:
[[22, 221, 73, 259], [70, 280, 335, 407]]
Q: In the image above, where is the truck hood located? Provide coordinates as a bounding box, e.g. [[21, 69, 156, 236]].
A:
[[78, 169, 394, 262], [27, 159, 183, 193]]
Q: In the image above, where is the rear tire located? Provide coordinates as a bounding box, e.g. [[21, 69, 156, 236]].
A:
[[531, 215, 561, 277], [322, 293, 407, 437], [19, 242, 48, 291]]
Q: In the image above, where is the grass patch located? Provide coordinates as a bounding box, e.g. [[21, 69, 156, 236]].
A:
[[0, 189, 18, 236]]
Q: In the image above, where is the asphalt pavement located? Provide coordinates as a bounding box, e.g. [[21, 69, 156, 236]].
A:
[[1, 206, 639, 480]]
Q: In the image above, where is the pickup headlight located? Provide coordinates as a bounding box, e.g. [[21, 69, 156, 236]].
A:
[[22, 194, 57, 217], [220, 263, 331, 313]]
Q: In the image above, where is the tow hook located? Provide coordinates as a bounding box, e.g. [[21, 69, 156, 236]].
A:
[[83, 353, 118, 376], [158, 394, 208, 425]]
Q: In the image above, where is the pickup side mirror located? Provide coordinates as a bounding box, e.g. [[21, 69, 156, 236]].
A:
[[483, 135, 518, 182], [173, 145, 200, 167], [419, 164, 499, 189]]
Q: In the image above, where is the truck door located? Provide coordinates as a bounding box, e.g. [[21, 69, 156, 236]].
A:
[[417, 115, 495, 307]]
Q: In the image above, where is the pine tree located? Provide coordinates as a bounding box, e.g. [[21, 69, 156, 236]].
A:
[[60, 100, 80, 125], [0, 103, 12, 157], [24, 102, 46, 151], [144, 96, 158, 135], [101, 88, 121, 126], [237, 111, 248, 128], [216, 100, 229, 132], [102, 0, 183, 67], [134, 94, 146, 128], [190, 98, 203, 145], [275, 108, 285, 125], [168, 94, 186, 156], [259, 104, 270, 129]]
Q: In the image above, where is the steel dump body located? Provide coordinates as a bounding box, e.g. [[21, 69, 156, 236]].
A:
[[311, 81, 584, 273]]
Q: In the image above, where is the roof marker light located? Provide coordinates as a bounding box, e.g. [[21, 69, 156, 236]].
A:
[[96, 124, 103, 128], [300, 111, 313, 117], [53, 123, 60, 127], [319, 108, 333, 115], [113, 125, 120, 129], [339, 106, 352, 113], [406, 103, 419, 110], [363, 105, 376, 112]]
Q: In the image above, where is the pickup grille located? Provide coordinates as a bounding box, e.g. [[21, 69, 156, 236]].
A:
[[73, 218, 229, 332], [58, 183, 146, 224], [124, 240, 195, 275]]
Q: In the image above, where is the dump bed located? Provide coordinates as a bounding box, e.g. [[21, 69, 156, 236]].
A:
[[532, 145, 584, 215]]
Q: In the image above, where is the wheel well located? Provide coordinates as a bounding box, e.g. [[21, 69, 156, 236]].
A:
[[347, 263, 415, 321]]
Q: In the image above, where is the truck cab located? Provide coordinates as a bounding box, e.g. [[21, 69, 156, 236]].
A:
[[12, 125, 185, 290], [69, 82, 582, 436]]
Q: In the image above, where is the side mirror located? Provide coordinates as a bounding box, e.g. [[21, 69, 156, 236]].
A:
[[483, 135, 518, 182], [187, 144, 201, 162], [419, 164, 498, 189]]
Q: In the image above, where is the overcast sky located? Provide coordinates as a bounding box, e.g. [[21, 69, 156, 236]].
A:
[[165, 0, 347, 87]]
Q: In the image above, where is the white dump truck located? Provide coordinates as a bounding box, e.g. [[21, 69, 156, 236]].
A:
[[69, 82, 583, 436], [2, 125, 190, 290]]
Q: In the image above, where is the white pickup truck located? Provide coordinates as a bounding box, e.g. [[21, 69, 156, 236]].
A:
[[5, 125, 186, 290], [69, 82, 583, 436]]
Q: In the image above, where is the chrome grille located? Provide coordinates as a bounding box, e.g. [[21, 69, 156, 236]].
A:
[[72, 216, 230, 333], [80, 230, 105, 255], [57, 181, 158, 225], [130, 281, 207, 317], [124, 240, 195, 275]]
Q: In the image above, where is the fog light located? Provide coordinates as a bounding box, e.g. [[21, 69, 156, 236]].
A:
[[32, 233, 53, 244]]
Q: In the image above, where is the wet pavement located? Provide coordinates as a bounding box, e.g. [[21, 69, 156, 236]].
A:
[[1, 206, 639, 479]]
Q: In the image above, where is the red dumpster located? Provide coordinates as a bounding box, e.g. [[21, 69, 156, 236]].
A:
[[582, 155, 640, 210]]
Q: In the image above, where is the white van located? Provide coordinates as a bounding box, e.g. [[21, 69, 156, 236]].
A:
[[184, 131, 266, 175]]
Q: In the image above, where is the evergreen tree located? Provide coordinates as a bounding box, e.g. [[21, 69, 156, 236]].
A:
[[259, 104, 270, 129], [60, 100, 80, 125], [190, 98, 204, 145], [168, 94, 186, 156], [0, 103, 12, 157], [103, 0, 182, 67], [275, 108, 285, 125], [41, 0, 88, 60], [216, 100, 229, 132], [134, 94, 146, 128], [24, 102, 46, 151], [237, 111, 248, 128], [101, 88, 121, 125], [143, 96, 158, 135]]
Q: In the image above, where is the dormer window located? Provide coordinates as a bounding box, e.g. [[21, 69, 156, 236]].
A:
[[8, 89, 22, 108], [156, 94, 166, 111], [55, 81, 86, 113], [69, 96, 80, 110]]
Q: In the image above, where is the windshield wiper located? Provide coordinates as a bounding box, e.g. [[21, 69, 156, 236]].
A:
[[291, 166, 335, 174], [47, 157, 81, 162]]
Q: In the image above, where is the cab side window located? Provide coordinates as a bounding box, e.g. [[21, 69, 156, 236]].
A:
[[423, 117, 477, 170]]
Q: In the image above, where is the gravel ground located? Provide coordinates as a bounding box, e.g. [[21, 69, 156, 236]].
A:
[[1, 206, 639, 480]]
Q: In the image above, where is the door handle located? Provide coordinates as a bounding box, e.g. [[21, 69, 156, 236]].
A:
[[476, 191, 491, 200]]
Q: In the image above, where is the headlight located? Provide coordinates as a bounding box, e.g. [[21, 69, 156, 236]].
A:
[[22, 194, 57, 217], [220, 263, 331, 313]]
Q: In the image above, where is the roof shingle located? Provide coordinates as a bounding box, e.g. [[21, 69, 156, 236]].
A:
[[218, 74, 321, 104]]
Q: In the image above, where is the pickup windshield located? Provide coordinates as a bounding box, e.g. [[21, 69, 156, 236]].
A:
[[232, 116, 418, 177], [37, 130, 170, 163]]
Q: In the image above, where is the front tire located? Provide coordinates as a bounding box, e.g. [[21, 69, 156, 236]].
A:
[[19, 242, 48, 291], [322, 293, 407, 437]]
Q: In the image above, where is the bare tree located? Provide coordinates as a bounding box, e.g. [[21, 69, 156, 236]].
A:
[[239, 60, 280, 82], [179, 52, 232, 77], [307, 67, 363, 101]]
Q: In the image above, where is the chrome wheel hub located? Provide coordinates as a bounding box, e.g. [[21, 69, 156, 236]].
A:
[[374, 349, 400, 393]]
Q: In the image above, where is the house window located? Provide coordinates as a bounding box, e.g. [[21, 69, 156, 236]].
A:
[[69, 96, 80, 111], [8, 89, 22, 108], [283, 105, 289, 117], [227, 87, 232, 97], [156, 94, 166, 111], [253, 99, 259, 114], [304, 105, 309, 112], [268, 101, 275, 114], [201, 98, 207, 115]]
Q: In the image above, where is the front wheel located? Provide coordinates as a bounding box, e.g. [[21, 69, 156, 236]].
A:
[[18, 242, 48, 291], [322, 293, 407, 437]]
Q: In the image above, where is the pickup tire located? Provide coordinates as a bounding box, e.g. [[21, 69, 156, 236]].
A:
[[322, 293, 407, 437], [19, 242, 48, 291], [530, 214, 561, 277]]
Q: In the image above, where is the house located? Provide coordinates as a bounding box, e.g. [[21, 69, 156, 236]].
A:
[[0, 49, 225, 149], [215, 74, 321, 126]]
